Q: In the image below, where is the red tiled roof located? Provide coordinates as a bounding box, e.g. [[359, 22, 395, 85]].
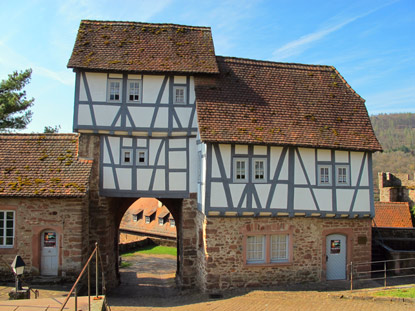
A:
[[196, 56, 382, 151], [373, 202, 413, 228], [0, 134, 92, 198], [67, 20, 219, 74]]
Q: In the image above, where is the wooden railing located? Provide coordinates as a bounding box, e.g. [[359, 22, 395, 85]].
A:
[[59, 242, 107, 311]]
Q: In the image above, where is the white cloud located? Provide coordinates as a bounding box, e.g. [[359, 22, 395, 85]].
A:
[[272, 1, 399, 61]]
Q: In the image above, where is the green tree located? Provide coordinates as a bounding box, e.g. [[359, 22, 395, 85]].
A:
[[44, 125, 61, 133], [0, 69, 34, 131]]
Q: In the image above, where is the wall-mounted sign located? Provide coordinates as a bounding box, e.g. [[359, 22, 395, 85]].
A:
[[330, 240, 341, 254], [44, 232, 56, 247]]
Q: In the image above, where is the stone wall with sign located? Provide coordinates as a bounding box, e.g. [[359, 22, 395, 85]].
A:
[[0, 197, 89, 280]]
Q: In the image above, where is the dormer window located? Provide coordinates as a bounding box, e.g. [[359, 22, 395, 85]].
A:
[[127, 80, 140, 102], [173, 86, 186, 104], [133, 210, 143, 221], [108, 79, 122, 102]]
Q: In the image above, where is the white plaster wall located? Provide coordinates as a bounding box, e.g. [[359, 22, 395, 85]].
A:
[[317, 149, 331, 161], [149, 139, 163, 166], [122, 138, 133, 147], [294, 188, 316, 210], [78, 105, 93, 126], [211, 146, 221, 178], [270, 184, 288, 209], [336, 189, 354, 212], [235, 145, 248, 154], [229, 184, 246, 208], [93, 105, 119, 126], [188, 138, 198, 193], [153, 107, 169, 128], [174, 76, 186, 84], [170, 138, 186, 149], [116, 168, 132, 190], [314, 189, 332, 211], [360, 157, 369, 187], [270, 147, 283, 180], [255, 184, 271, 209], [103, 167, 116, 189], [335, 150, 349, 163], [350, 152, 364, 186], [298, 148, 315, 184], [189, 76, 196, 104], [137, 168, 153, 191], [128, 107, 154, 128], [169, 151, 186, 169], [152, 169, 165, 191], [294, 153, 307, 185], [85, 72, 107, 102], [253, 145, 267, 155], [79, 74, 88, 101], [169, 172, 186, 191], [353, 189, 370, 212], [107, 136, 120, 165], [175, 107, 192, 128], [219, 144, 231, 179], [143, 75, 168, 104], [210, 182, 227, 208]]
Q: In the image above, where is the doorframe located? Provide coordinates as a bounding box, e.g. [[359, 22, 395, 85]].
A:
[[31, 225, 63, 275], [321, 228, 353, 281]]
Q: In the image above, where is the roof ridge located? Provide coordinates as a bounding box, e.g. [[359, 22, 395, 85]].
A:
[[0, 133, 79, 140], [216, 55, 332, 71], [81, 20, 212, 31]]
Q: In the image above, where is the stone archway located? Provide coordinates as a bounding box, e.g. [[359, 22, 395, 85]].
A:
[[78, 134, 202, 290]]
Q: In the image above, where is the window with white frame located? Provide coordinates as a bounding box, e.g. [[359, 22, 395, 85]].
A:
[[173, 86, 186, 104], [127, 80, 140, 102], [246, 235, 265, 263], [170, 218, 175, 227], [336, 165, 349, 186], [270, 234, 289, 262], [253, 158, 266, 182], [245, 233, 291, 265], [108, 79, 122, 102], [234, 158, 248, 182], [0, 211, 14, 247], [318, 165, 331, 186], [137, 150, 148, 166], [121, 149, 133, 165]]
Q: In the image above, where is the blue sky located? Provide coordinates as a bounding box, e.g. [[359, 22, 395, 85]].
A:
[[0, 0, 414, 133]]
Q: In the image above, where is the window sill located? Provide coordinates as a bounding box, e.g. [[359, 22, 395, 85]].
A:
[[244, 261, 292, 268]]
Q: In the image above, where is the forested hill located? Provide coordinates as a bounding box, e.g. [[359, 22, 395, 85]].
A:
[[370, 113, 415, 152], [371, 113, 415, 195]]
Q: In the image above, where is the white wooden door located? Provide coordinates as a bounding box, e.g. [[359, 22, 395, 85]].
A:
[[326, 234, 346, 280], [41, 231, 58, 276]]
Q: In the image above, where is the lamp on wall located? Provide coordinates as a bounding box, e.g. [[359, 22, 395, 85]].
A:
[[11, 255, 25, 291]]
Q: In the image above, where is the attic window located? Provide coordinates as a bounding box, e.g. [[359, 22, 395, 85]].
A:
[[318, 165, 331, 186], [137, 150, 148, 166], [133, 210, 143, 221], [127, 80, 140, 102], [233, 158, 248, 183], [173, 86, 186, 104], [108, 79, 122, 102]]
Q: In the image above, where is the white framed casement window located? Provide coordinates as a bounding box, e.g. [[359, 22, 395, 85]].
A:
[[233, 158, 248, 182], [137, 150, 148, 166], [0, 210, 15, 248], [170, 218, 175, 227], [336, 165, 350, 186], [270, 234, 289, 262], [173, 86, 186, 104], [252, 158, 267, 182], [145, 216, 151, 224], [108, 79, 122, 102], [127, 79, 140, 103], [318, 165, 331, 186], [246, 235, 265, 264], [121, 149, 133, 165]]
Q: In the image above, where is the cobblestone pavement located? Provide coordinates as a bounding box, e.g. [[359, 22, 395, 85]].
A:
[[1, 253, 414, 310], [106, 253, 415, 311]]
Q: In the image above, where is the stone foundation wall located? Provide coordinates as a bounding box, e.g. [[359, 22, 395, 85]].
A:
[[200, 216, 371, 291], [0, 197, 88, 279]]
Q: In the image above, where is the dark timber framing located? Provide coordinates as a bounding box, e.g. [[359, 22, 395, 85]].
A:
[[204, 143, 374, 218]]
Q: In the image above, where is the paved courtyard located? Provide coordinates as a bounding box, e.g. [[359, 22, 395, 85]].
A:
[[1, 252, 414, 310]]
